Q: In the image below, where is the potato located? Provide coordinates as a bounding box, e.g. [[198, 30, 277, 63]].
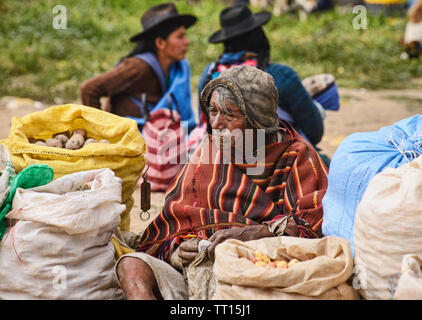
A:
[[255, 261, 268, 267], [274, 260, 288, 268], [288, 258, 299, 268], [98, 139, 110, 144], [53, 130, 70, 138], [254, 250, 271, 263], [54, 134, 69, 147], [34, 141, 46, 146], [72, 128, 87, 138], [249, 256, 258, 264], [65, 133, 85, 150], [83, 138, 97, 147], [45, 138, 63, 148]]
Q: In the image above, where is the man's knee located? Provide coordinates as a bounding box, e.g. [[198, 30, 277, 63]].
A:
[[117, 256, 152, 281], [116, 255, 161, 300]]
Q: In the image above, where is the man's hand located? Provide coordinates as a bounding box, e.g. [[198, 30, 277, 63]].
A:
[[178, 238, 199, 266], [207, 225, 273, 261]]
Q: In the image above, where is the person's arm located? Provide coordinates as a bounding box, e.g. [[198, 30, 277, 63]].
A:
[[206, 224, 273, 261], [267, 64, 324, 145], [80, 58, 148, 109], [280, 139, 328, 238]]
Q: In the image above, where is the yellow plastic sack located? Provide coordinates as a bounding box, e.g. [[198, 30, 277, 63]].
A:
[[0, 104, 146, 232], [364, 0, 405, 4]]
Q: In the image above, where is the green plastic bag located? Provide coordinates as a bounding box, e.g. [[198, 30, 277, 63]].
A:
[[0, 164, 54, 240]]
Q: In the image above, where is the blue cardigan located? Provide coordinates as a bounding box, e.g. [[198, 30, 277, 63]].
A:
[[198, 62, 324, 145], [123, 53, 197, 134]]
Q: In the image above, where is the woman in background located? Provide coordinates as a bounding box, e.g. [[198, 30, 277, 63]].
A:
[[80, 2, 197, 133]]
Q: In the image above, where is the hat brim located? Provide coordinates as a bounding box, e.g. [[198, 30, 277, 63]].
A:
[[208, 11, 271, 44], [130, 14, 197, 43]]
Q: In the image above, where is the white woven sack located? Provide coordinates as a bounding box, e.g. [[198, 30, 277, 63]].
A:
[[394, 254, 422, 300], [0, 168, 125, 299], [354, 156, 422, 300]]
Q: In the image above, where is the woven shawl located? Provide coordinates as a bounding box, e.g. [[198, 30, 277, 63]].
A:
[[137, 122, 328, 262]]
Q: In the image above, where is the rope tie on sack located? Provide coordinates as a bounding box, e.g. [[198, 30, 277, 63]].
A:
[[387, 129, 422, 163]]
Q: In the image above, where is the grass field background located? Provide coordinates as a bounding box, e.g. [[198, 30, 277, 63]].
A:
[[1, 0, 421, 104]]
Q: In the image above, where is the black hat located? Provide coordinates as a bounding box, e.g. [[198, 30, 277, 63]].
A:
[[130, 3, 197, 43], [208, 5, 271, 44]]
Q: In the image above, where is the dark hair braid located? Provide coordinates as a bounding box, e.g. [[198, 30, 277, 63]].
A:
[[223, 27, 271, 70], [204, 26, 271, 86]]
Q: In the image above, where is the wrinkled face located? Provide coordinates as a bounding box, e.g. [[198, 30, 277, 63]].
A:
[[158, 26, 190, 62], [208, 90, 251, 160], [208, 90, 247, 132]]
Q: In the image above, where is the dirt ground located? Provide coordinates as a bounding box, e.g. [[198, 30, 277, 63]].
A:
[[1, 86, 422, 234]]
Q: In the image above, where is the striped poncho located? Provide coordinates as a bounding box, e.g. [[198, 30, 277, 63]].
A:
[[137, 122, 328, 262]]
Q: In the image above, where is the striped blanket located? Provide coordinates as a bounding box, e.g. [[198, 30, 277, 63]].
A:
[[137, 122, 328, 262]]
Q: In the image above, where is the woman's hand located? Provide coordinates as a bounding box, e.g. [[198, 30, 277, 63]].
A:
[[207, 225, 272, 261], [178, 238, 199, 267]]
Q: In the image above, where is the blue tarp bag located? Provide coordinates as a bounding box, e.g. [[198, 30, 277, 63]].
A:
[[322, 115, 422, 256]]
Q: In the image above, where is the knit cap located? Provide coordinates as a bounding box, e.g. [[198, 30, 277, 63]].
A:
[[200, 65, 279, 133]]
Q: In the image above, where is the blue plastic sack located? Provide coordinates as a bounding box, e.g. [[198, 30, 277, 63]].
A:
[[322, 115, 422, 256], [314, 83, 340, 111]]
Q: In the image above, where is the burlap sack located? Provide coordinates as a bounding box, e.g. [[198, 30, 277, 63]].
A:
[[170, 239, 216, 300], [214, 236, 357, 300], [185, 247, 216, 300], [394, 254, 422, 300], [354, 156, 422, 300]]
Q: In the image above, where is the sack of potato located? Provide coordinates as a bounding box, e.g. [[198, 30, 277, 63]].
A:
[[213, 236, 358, 300], [393, 254, 422, 300], [0, 168, 125, 299], [354, 155, 422, 300], [0, 104, 146, 232]]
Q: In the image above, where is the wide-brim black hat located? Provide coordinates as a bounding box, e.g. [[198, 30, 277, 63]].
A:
[[130, 3, 197, 43], [208, 5, 271, 44]]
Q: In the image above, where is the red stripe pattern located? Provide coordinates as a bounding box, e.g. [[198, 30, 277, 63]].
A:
[[138, 121, 328, 261], [142, 108, 185, 191]]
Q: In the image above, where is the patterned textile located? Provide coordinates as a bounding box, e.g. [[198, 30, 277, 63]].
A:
[[210, 51, 259, 81], [142, 108, 186, 192], [137, 121, 328, 262]]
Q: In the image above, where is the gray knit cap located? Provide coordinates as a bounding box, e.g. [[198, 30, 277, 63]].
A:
[[200, 65, 279, 133]]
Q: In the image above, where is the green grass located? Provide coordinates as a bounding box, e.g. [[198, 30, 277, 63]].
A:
[[1, 0, 421, 104]]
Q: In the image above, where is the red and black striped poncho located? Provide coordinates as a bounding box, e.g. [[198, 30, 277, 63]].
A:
[[137, 122, 328, 262]]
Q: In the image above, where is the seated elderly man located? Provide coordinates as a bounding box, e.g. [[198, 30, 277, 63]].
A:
[[115, 65, 328, 300]]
